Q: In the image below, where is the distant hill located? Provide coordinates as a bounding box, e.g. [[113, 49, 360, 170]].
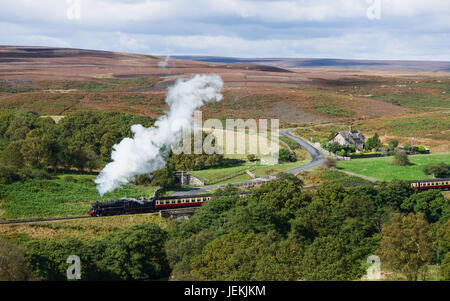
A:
[[174, 56, 450, 72]]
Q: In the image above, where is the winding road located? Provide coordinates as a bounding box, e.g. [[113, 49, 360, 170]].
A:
[[170, 129, 326, 196]]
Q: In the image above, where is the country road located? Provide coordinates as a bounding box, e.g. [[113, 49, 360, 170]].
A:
[[170, 129, 326, 196]]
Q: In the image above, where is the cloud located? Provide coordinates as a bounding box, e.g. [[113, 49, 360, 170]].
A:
[[0, 0, 449, 60]]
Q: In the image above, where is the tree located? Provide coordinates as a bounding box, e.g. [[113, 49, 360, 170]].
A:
[[165, 230, 215, 280], [378, 212, 433, 281], [301, 235, 364, 280], [436, 220, 450, 267], [423, 163, 450, 178], [85, 150, 102, 173], [1, 140, 25, 168], [378, 179, 415, 211], [190, 231, 257, 280], [365, 133, 382, 150], [388, 139, 399, 151], [96, 224, 170, 280], [193, 191, 239, 231], [0, 166, 20, 184], [325, 142, 342, 154], [190, 231, 303, 281], [21, 129, 53, 169], [0, 240, 37, 281], [150, 164, 176, 188], [99, 130, 120, 161], [4, 113, 36, 141], [440, 252, 450, 281], [278, 148, 296, 162], [401, 190, 449, 223], [69, 149, 89, 172], [392, 150, 410, 166]]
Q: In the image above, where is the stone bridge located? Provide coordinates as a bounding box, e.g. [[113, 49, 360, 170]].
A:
[[159, 207, 200, 220]]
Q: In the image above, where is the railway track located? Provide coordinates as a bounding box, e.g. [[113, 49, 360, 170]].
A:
[[0, 184, 377, 225]]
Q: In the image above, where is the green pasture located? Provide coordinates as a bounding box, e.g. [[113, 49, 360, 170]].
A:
[[336, 153, 450, 181]]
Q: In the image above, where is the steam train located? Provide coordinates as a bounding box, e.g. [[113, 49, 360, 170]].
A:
[[88, 178, 450, 217], [88, 194, 214, 217]]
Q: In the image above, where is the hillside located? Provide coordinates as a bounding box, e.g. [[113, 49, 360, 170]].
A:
[[0, 46, 448, 149]]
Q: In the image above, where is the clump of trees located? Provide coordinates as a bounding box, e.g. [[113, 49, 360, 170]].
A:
[[378, 212, 433, 280], [0, 111, 155, 183], [163, 176, 449, 281], [4, 176, 449, 281], [424, 162, 450, 178], [24, 223, 170, 281], [0, 112, 237, 186]]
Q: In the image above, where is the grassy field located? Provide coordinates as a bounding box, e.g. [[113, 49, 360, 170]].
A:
[[336, 153, 450, 181], [0, 175, 159, 221], [189, 161, 305, 185], [298, 168, 373, 186]]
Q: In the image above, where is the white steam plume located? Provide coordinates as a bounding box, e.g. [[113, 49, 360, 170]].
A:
[[95, 74, 224, 196], [158, 56, 170, 68]]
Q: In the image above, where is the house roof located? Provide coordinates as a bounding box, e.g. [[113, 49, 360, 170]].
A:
[[336, 130, 365, 146]]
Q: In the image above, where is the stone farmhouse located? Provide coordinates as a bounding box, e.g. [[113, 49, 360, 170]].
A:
[[330, 125, 366, 151]]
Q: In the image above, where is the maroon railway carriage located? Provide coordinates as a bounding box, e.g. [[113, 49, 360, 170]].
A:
[[410, 178, 450, 190]]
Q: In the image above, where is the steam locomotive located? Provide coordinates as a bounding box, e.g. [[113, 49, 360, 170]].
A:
[[88, 194, 213, 217]]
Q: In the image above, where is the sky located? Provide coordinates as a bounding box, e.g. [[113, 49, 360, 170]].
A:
[[0, 0, 449, 60]]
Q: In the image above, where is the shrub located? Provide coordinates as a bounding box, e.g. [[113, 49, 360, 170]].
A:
[[17, 168, 53, 181], [0, 240, 38, 281], [392, 150, 410, 166], [0, 166, 20, 184], [279, 148, 296, 162], [247, 154, 257, 162], [322, 158, 337, 168]]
